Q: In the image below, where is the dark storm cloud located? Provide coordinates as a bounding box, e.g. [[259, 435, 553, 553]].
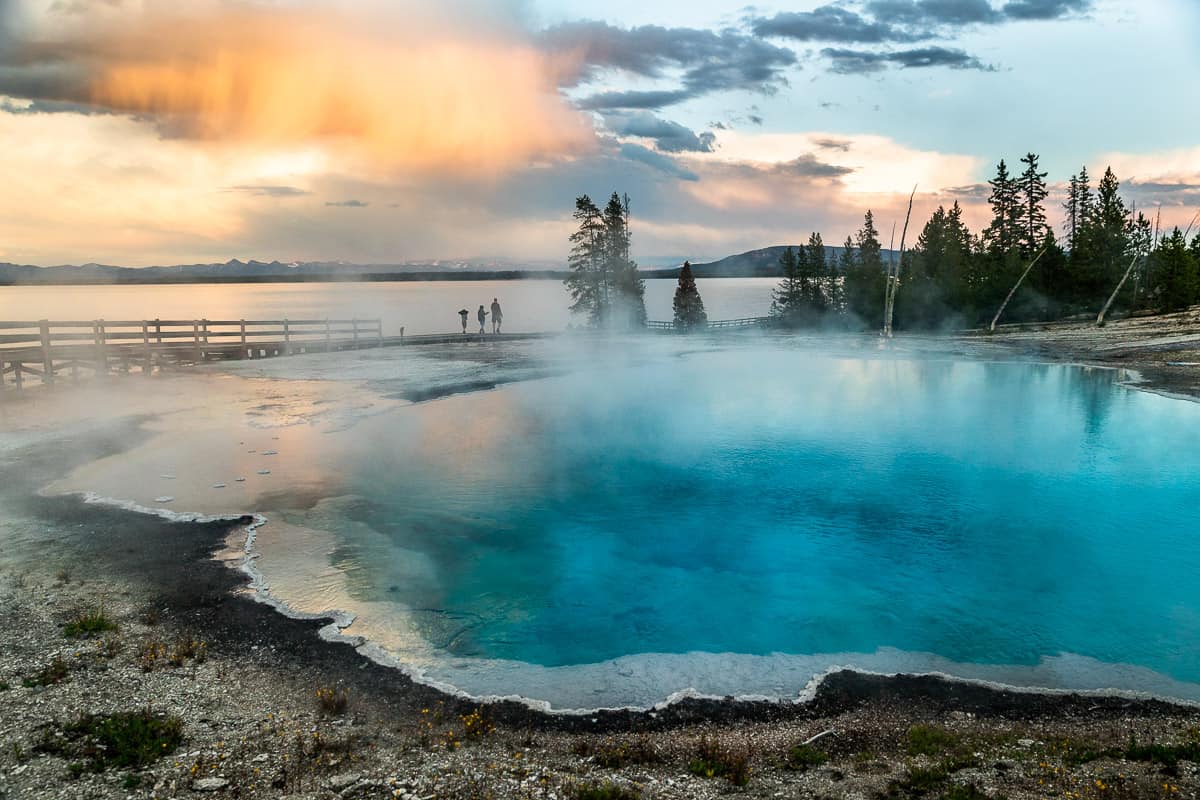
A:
[[814, 137, 853, 152], [864, 0, 1000, 27], [604, 111, 716, 153], [750, 5, 921, 43], [618, 143, 700, 181], [230, 185, 312, 198], [753, 0, 1090, 40], [1001, 0, 1091, 21], [577, 89, 692, 111], [822, 46, 992, 74], [775, 153, 855, 178], [542, 21, 796, 110], [325, 199, 369, 208]]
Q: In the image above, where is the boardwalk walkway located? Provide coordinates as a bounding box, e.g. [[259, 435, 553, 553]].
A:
[[0, 315, 766, 395], [0, 318, 546, 395]]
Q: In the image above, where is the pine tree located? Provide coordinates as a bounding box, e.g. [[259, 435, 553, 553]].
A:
[[983, 159, 1024, 256], [833, 235, 856, 317], [806, 232, 828, 312], [1149, 228, 1199, 312], [1077, 166, 1094, 229], [672, 261, 708, 329], [565, 195, 605, 325], [1064, 173, 1080, 251], [770, 247, 804, 325], [604, 192, 647, 328], [844, 211, 886, 328], [564, 192, 646, 328], [1018, 153, 1049, 257]]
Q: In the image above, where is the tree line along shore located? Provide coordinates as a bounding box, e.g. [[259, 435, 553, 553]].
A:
[[568, 157, 1200, 333]]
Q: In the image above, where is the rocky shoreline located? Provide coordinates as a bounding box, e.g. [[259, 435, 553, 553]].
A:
[[1, 323, 1199, 798]]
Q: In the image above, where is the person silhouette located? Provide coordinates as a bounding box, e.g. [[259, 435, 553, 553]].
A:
[[477, 304, 488, 334], [490, 298, 503, 334], [458, 308, 469, 334]]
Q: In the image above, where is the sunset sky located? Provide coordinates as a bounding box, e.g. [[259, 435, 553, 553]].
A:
[[0, 0, 1197, 266]]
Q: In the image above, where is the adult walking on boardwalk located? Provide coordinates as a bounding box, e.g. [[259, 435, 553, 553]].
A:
[[458, 308, 469, 334], [477, 305, 488, 334], [491, 298, 503, 334]]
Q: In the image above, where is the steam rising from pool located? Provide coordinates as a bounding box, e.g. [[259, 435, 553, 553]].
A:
[[44, 340, 1200, 709]]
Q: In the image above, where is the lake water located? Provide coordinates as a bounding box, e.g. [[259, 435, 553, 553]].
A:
[[0, 278, 777, 336], [41, 338, 1200, 709]]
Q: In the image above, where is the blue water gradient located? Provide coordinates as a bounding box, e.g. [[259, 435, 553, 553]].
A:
[[325, 350, 1200, 692]]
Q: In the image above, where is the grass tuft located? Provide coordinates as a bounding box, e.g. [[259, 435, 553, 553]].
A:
[[315, 686, 350, 716], [786, 742, 829, 771], [907, 725, 960, 757], [688, 734, 751, 786], [22, 654, 69, 687], [593, 734, 663, 768], [63, 598, 118, 639], [37, 710, 183, 773], [571, 781, 641, 800]]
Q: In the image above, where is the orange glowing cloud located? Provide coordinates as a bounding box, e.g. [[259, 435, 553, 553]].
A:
[[74, 6, 594, 175]]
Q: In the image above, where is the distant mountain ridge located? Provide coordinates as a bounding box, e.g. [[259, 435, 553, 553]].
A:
[[0, 247, 899, 285]]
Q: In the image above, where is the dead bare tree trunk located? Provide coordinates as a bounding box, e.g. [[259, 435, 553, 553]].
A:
[[989, 247, 1047, 332], [883, 187, 917, 338], [1096, 251, 1143, 327]]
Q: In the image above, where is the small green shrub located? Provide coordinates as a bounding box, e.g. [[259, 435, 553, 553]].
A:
[[939, 785, 997, 800], [786, 743, 829, 771], [63, 599, 117, 638], [688, 735, 751, 786], [907, 725, 960, 757], [22, 655, 69, 687], [315, 686, 350, 715], [594, 735, 662, 768], [37, 710, 183, 773], [1050, 736, 1117, 767], [1123, 738, 1200, 767], [885, 754, 980, 798], [572, 781, 641, 800]]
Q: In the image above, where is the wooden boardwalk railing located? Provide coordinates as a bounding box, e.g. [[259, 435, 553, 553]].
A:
[[0, 318, 383, 394], [646, 317, 769, 331]]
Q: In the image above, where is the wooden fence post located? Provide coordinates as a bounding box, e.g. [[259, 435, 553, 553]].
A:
[[39, 320, 54, 386], [155, 319, 162, 345], [13, 360, 22, 390], [240, 320, 247, 356], [142, 321, 152, 376], [95, 320, 108, 379], [377, 319, 384, 347], [283, 319, 291, 355], [192, 320, 201, 363]]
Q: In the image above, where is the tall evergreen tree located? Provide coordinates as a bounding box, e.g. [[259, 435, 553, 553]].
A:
[[1064, 173, 1080, 251], [770, 247, 804, 325], [1018, 153, 1049, 257], [1149, 228, 1199, 313], [565, 195, 605, 324], [604, 192, 647, 328], [672, 261, 708, 329], [1077, 166, 1094, 230], [983, 159, 1024, 256], [806, 232, 828, 312], [844, 210, 886, 328], [564, 192, 645, 328]]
